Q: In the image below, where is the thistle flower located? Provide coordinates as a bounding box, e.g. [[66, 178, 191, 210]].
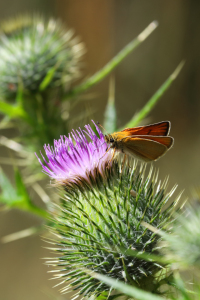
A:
[[0, 15, 85, 98], [37, 121, 113, 187], [37, 122, 181, 298]]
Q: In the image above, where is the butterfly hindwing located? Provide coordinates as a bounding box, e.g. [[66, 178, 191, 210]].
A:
[[122, 137, 169, 162], [128, 135, 174, 149]]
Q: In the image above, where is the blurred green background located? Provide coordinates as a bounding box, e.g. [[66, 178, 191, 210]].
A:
[[0, 1, 199, 299]]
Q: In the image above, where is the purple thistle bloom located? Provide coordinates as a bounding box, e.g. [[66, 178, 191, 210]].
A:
[[36, 121, 113, 186]]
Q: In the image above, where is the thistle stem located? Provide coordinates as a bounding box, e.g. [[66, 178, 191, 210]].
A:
[[27, 203, 49, 219]]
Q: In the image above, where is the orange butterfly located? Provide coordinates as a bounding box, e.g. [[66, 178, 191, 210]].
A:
[[104, 121, 174, 162]]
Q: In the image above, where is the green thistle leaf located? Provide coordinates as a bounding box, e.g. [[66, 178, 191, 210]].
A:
[[0, 167, 48, 218]]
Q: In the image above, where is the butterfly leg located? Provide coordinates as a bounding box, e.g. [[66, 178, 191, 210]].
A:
[[121, 154, 127, 171], [107, 148, 116, 166], [127, 155, 131, 168], [99, 146, 111, 161]]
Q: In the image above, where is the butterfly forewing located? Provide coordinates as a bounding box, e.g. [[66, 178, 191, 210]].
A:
[[121, 121, 170, 137]]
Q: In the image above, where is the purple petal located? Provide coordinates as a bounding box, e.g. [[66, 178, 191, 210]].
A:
[[36, 122, 113, 184]]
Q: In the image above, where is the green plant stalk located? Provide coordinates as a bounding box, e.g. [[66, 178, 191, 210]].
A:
[[86, 270, 164, 300], [0, 101, 26, 118], [26, 202, 49, 219], [173, 272, 193, 300], [64, 21, 158, 100], [0, 101, 36, 127], [1, 225, 43, 243], [123, 61, 185, 129], [104, 76, 117, 132], [39, 62, 60, 91], [8, 200, 49, 219]]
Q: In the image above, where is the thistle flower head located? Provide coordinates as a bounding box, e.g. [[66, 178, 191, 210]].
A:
[[0, 15, 85, 98], [37, 121, 112, 187], [37, 122, 181, 298]]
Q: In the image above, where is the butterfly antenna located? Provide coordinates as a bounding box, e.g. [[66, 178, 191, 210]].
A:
[[96, 121, 109, 134]]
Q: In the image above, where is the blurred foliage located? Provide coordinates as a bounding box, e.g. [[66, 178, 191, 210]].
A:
[[0, 17, 162, 217], [0, 167, 48, 218], [0, 14, 194, 300]]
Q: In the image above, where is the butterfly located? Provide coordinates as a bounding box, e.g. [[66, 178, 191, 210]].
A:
[[104, 121, 174, 162]]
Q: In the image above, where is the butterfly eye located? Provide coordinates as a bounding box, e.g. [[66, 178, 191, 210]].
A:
[[110, 138, 114, 143]]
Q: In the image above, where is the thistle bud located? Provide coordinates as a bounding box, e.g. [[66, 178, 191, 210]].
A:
[[0, 15, 85, 99]]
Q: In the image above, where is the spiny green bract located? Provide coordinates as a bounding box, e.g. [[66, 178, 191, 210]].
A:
[[0, 15, 85, 98], [46, 161, 180, 298]]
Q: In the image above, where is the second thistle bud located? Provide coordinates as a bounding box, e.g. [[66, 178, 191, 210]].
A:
[[0, 15, 85, 99]]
